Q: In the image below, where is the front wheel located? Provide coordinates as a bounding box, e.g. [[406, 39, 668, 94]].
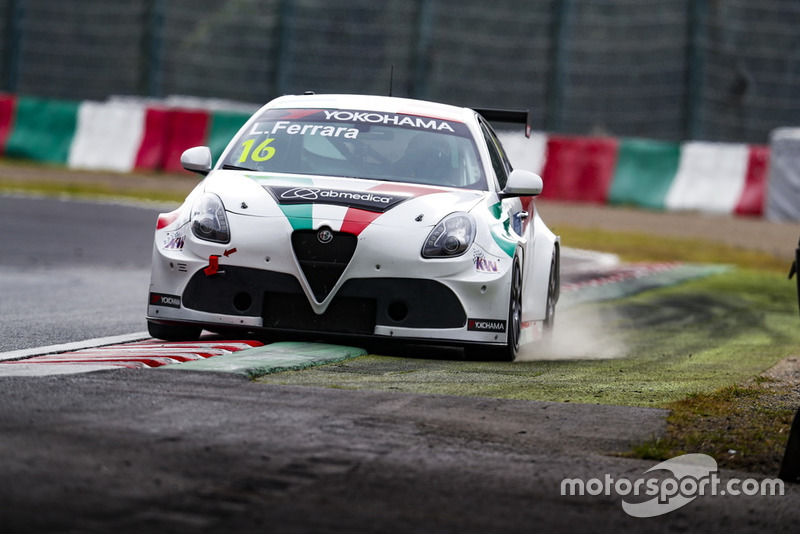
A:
[[147, 320, 202, 342], [543, 250, 559, 339]]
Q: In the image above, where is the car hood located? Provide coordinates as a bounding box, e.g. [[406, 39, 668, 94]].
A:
[[201, 170, 487, 233]]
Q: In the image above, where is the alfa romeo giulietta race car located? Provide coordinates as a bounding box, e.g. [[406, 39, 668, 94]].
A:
[[147, 94, 560, 360]]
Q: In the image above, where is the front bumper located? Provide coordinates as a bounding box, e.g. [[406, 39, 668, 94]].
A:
[[183, 266, 466, 333], [148, 209, 520, 345], [148, 263, 516, 345]]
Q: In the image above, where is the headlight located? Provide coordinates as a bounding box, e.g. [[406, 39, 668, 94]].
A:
[[422, 212, 476, 258], [191, 193, 230, 243]]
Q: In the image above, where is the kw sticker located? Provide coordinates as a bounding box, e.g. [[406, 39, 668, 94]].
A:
[[162, 231, 186, 250], [473, 251, 499, 273]]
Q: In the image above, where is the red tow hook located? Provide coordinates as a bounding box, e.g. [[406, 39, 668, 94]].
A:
[[204, 255, 222, 276], [204, 248, 236, 276]]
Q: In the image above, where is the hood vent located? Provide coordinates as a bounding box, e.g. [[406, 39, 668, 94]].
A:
[[291, 228, 357, 302]]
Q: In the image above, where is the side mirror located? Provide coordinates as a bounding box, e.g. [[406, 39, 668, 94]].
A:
[[501, 169, 543, 197], [181, 146, 212, 176]]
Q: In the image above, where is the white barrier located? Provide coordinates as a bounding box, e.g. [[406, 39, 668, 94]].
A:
[[665, 141, 750, 214], [68, 101, 146, 172], [767, 128, 800, 222]]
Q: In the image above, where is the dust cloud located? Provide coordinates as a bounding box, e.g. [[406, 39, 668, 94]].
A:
[[516, 305, 629, 361]]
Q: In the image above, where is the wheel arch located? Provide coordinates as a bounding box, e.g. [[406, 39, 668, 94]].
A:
[[522, 217, 560, 322]]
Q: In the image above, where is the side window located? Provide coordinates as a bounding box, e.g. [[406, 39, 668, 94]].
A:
[[480, 120, 511, 190]]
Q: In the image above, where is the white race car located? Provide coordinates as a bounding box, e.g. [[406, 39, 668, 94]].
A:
[[147, 94, 560, 360]]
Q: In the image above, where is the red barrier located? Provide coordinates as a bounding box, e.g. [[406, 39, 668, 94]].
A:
[[134, 107, 210, 172], [539, 136, 619, 203], [134, 107, 169, 170], [162, 109, 210, 173], [734, 145, 769, 217], [0, 94, 16, 154]]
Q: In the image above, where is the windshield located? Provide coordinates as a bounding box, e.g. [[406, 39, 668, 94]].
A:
[[221, 108, 487, 190]]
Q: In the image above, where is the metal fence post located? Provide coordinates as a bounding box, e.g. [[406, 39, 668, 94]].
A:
[[684, 0, 706, 140], [546, 0, 570, 133], [3, 0, 24, 93], [273, 0, 294, 97], [410, 0, 436, 100], [142, 0, 165, 97]]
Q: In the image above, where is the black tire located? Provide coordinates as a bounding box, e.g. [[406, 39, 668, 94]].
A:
[[543, 250, 559, 339], [466, 254, 522, 362], [505, 254, 523, 359], [147, 320, 202, 342]]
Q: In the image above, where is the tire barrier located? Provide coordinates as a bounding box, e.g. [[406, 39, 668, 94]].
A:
[[499, 131, 771, 218], [766, 128, 800, 222], [0, 92, 791, 220], [0, 94, 255, 174]]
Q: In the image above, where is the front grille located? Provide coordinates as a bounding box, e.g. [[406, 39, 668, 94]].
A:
[[181, 266, 467, 334], [291, 229, 357, 302], [263, 292, 376, 334]]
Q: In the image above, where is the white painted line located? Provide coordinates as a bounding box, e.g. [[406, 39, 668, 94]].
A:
[[0, 332, 151, 362], [0, 363, 133, 376]]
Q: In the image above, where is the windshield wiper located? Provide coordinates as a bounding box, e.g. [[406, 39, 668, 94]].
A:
[[222, 164, 258, 172]]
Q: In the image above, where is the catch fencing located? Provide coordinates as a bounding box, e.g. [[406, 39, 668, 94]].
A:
[[2, 0, 800, 144]]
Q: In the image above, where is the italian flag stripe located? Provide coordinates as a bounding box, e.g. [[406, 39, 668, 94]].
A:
[[734, 145, 769, 216], [539, 136, 619, 204], [608, 139, 682, 210], [665, 142, 750, 214], [207, 111, 250, 164], [69, 101, 146, 172], [281, 204, 314, 230], [340, 183, 447, 235], [4, 96, 79, 164], [0, 93, 776, 219], [0, 94, 15, 154]]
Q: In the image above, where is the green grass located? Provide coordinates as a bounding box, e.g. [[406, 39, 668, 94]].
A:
[[0, 178, 187, 204], [6, 164, 798, 473], [258, 268, 800, 407], [552, 224, 790, 272], [0, 159, 191, 204], [628, 382, 798, 474], [256, 226, 800, 473]]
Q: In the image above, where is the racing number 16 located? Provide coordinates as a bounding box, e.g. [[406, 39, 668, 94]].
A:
[[239, 138, 276, 163]]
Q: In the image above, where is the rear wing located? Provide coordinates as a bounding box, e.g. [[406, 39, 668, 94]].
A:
[[474, 108, 531, 138]]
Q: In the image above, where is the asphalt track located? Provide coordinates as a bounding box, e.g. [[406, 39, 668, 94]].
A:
[[0, 193, 607, 355], [2, 195, 798, 532], [0, 195, 156, 352]]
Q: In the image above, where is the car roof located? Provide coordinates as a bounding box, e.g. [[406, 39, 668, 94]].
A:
[[263, 94, 475, 124]]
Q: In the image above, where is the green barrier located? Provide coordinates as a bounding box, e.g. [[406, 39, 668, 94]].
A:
[[207, 111, 251, 164], [608, 138, 681, 210], [4, 96, 80, 164]]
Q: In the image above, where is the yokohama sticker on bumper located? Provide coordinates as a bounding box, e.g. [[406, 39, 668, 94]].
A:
[[149, 293, 182, 308], [467, 318, 506, 333]]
